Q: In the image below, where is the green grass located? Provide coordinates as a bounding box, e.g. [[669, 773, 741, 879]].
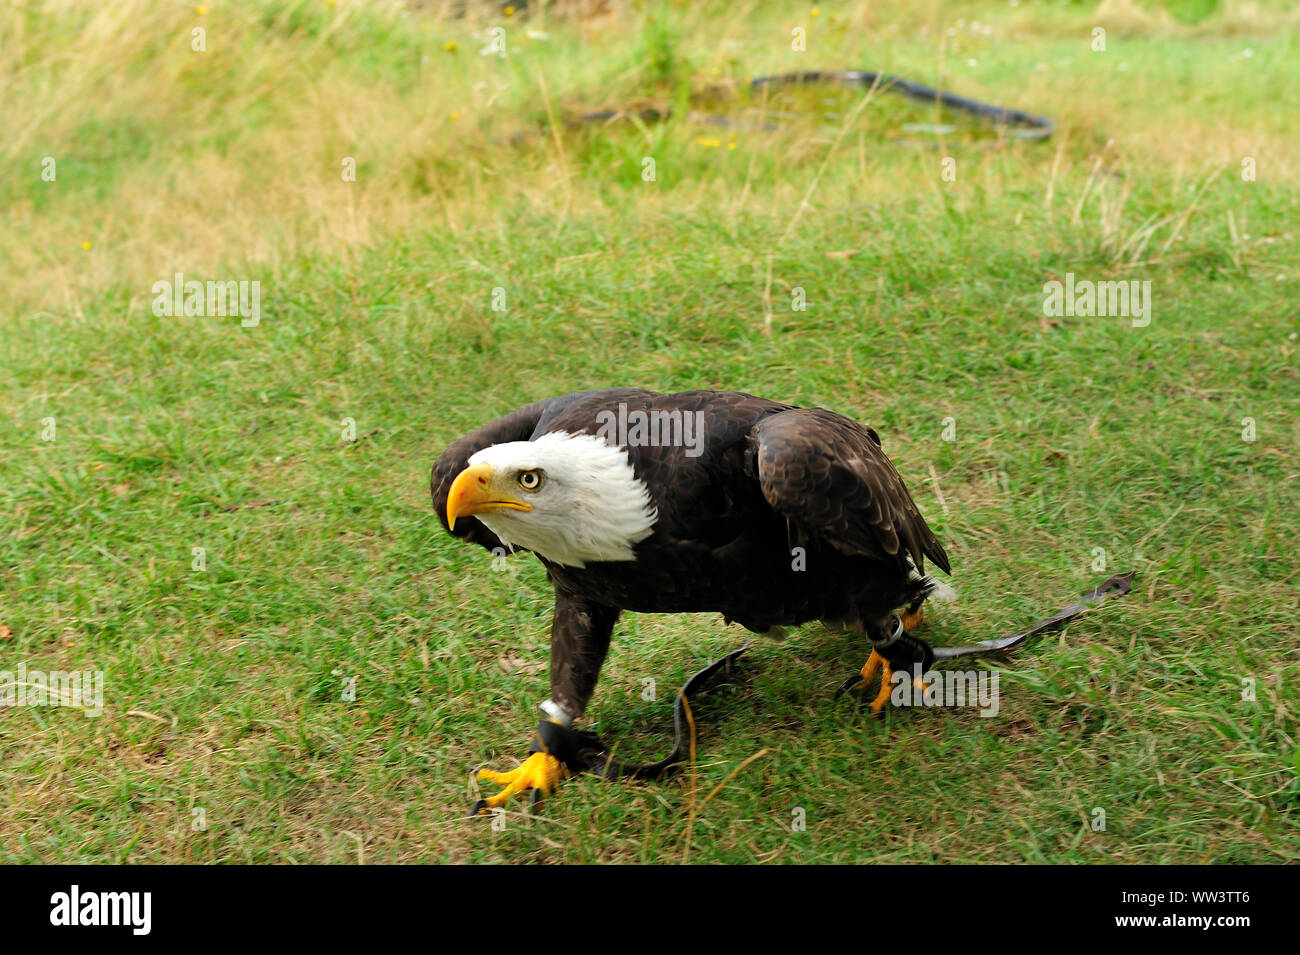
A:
[[0, 0, 1296, 863]]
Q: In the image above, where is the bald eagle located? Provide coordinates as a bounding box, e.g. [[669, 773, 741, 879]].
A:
[[432, 388, 954, 811]]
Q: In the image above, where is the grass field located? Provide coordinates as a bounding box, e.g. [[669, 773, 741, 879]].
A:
[[1, 0, 1297, 863]]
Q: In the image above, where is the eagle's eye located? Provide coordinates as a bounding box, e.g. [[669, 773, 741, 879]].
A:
[[517, 469, 543, 491]]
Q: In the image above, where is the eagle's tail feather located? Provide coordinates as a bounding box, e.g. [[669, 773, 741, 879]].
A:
[[925, 577, 959, 603]]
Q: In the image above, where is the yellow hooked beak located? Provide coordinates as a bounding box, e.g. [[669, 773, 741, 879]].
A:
[[445, 462, 533, 531]]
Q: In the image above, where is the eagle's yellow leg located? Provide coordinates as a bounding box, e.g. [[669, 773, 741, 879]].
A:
[[850, 607, 925, 713], [475, 752, 568, 811], [856, 654, 928, 714], [857, 649, 882, 685], [864, 653, 893, 715]]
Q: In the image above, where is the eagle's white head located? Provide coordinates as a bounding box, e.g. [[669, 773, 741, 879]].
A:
[[445, 431, 658, 568]]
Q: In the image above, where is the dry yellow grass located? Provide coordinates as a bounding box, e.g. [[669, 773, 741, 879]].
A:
[[4, 0, 1296, 317]]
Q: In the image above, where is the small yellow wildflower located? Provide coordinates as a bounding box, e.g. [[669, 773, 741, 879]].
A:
[[81, 241, 92, 250], [504, 5, 515, 15], [196, 5, 208, 15], [443, 40, 457, 52]]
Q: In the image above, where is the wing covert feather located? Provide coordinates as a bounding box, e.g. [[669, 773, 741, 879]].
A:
[[751, 409, 950, 574]]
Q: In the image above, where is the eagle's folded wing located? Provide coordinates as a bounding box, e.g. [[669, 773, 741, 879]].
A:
[[749, 408, 951, 575]]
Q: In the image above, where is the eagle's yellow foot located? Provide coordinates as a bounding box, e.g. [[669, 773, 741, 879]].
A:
[[845, 650, 894, 714], [471, 751, 568, 815], [835, 646, 928, 714], [835, 649, 888, 710]]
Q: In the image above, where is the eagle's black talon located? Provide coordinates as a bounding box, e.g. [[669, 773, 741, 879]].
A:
[[468, 798, 490, 818], [834, 672, 867, 699], [529, 788, 543, 813]]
